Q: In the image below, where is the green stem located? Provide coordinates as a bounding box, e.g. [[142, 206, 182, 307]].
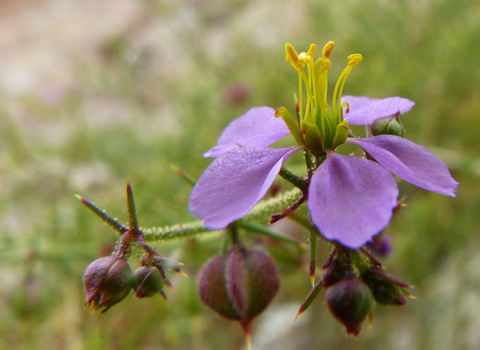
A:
[[142, 221, 211, 242], [75, 195, 128, 234], [289, 212, 336, 250], [239, 222, 305, 247], [78, 187, 303, 244], [171, 165, 197, 187], [143, 188, 302, 242], [304, 150, 316, 176], [278, 168, 308, 191], [288, 212, 316, 232], [309, 231, 318, 286], [126, 183, 139, 230], [228, 224, 241, 244]]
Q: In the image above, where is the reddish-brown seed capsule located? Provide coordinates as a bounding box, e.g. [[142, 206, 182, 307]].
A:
[[326, 275, 373, 336], [198, 245, 280, 330], [83, 255, 132, 313]]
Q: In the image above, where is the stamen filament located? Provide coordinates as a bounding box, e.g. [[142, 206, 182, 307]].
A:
[[298, 73, 303, 120], [332, 66, 351, 120], [308, 60, 317, 115], [300, 69, 311, 121], [332, 54, 362, 121], [284, 41, 362, 153]]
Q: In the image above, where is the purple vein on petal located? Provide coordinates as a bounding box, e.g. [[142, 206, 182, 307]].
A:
[[190, 147, 300, 230], [308, 152, 398, 249], [348, 135, 458, 196], [204, 107, 291, 157]]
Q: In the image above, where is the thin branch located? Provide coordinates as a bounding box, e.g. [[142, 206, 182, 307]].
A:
[[75, 195, 128, 234]]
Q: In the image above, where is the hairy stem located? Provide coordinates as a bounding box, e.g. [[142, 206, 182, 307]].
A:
[[143, 188, 302, 242]]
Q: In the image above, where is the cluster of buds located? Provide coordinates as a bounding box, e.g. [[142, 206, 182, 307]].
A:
[[83, 251, 174, 312], [320, 247, 412, 335], [79, 183, 182, 313]]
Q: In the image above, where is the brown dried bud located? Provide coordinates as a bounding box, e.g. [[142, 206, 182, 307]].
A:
[[132, 266, 165, 298], [326, 275, 373, 336], [83, 255, 132, 313], [198, 245, 280, 330]]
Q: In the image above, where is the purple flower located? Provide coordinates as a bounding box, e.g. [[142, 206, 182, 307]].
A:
[[189, 42, 458, 249]]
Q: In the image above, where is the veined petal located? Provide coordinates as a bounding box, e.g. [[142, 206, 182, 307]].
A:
[[190, 147, 299, 229], [342, 96, 415, 125], [347, 135, 458, 196], [204, 107, 291, 157], [308, 152, 398, 248]]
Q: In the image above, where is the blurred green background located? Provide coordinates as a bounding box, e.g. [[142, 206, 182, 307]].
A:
[[1, 0, 479, 349]]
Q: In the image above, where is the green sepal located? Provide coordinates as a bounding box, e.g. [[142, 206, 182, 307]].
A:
[[300, 121, 324, 156], [331, 120, 349, 150], [275, 107, 304, 146]]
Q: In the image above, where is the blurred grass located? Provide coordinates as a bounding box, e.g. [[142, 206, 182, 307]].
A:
[[1, 0, 480, 349]]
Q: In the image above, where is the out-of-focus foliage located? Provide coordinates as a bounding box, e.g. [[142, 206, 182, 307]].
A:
[[1, 0, 479, 349]]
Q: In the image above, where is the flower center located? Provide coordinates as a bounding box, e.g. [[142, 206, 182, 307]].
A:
[[278, 41, 362, 155]]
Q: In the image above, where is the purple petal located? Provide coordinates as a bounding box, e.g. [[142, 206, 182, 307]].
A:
[[341, 96, 373, 114], [308, 152, 398, 249], [204, 107, 291, 157], [190, 147, 299, 229], [347, 135, 458, 196], [342, 95, 415, 125]]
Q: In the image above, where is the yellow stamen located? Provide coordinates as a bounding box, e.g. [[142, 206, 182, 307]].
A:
[[285, 43, 299, 68], [322, 41, 335, 58], [283, 41, 362, 151], [347, 53, 363, 66], [332, 53, 363, 120], [307, 43, 317, 59], [316, 58, 331, 106], [286, 43, 308, 120], [295, 51, 314, 123]]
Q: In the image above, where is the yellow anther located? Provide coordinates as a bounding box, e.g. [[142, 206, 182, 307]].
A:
[[307, 44, 317, 59], [347, 53, 363, 66], [317, 57, 332, 71], [285, 43, 299, 64], [322, 41, 335, 58]]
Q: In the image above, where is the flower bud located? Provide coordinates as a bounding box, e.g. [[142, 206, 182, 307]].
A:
[[83, 255, 132, 313], [366, 233, 393, 257], [198, 245, 280, 330], [361, 267, 409, 306], [132, 266, 165, 298], [371, 116, 405, 137], [326, 275, 373, 336]]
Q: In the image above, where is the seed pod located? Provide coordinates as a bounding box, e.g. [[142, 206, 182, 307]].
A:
[[198, 245, 280, 331], [83, 255, 132, 313], [326, 275, 373, 336], [132, 266, 165, 298]]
